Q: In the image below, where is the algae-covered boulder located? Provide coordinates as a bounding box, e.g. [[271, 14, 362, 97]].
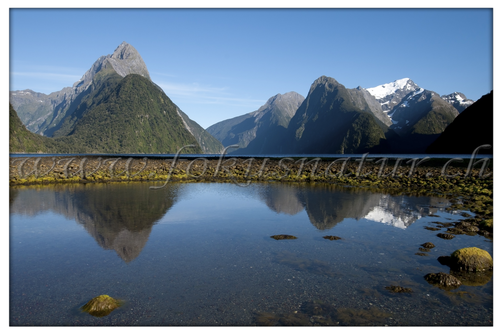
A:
[[479, 219, 493, 232], [449, 247, 493, 272], [81, 295, 123, 317], [424, 272, 462, 290]]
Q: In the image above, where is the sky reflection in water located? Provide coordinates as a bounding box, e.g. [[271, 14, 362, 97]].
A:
[[9, 182, 492, 326]]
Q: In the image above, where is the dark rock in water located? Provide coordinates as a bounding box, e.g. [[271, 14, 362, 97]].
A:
[[449, 247, 493, 272], [323, 235, 342, 240], [429, 214, 440, 217], [271, 234, 298, 240], [435, 222, 454, 228], [463, 225, 480, 232], [418, 247, 430, 252], [81, 295, 122, 317], [421, 242, 435, 249], [415, 252, 428, 256], [385, 285, 413, 293], [460, 212, 472, 217], [425, 226, 441, 231], [437, 233, 455, 240], [437, 256, 452, 266], [447, 227, 465, 235], [424, 272, 462, 290]]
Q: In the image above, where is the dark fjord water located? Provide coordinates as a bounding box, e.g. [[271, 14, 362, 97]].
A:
[[10, 182, 492, 326]]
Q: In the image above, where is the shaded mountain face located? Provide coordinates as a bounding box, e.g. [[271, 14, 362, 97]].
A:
[[347, 86, 392, 127], [441, 92, 474, 113], [427, 91, 493, 154], [281, 76, 389, 154], [389, 89, 459, 136], [10, 42, 219, 153], [385, 89, 459, 153], [206, 92, 304, 152], [9, 183, 181, 263]]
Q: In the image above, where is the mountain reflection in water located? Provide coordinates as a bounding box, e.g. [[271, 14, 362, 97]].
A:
[[10, 182, 448, 262], [257, 183, 447, 230], [10, 183, 180, 262]]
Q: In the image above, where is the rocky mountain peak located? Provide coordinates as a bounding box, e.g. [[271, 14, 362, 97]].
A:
[[366, 78, 420, 113], [252, 91, 304, 124], [262, 91, 304, 109], [105, 41, 151, 80], [440, 92, 474, 113], [111, 41, 140, 60]]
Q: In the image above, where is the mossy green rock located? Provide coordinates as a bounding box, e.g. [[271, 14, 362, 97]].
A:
[[479, 219, 493, 231], [450, 247, 493, 272], [81, 295, 122, 317]]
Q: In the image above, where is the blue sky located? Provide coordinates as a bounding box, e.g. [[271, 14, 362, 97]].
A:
[[9, 8, 493, 129]]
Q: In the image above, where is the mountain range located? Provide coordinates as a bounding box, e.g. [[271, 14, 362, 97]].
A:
[[10, 42, 222, 154], [207, 76, 475, 154], [10, 42, 490, 155]]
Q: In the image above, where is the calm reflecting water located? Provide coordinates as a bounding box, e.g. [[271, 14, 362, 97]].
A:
[[10, 182, 492, 326]]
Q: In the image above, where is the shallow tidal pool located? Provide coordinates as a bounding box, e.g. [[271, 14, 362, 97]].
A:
[[9, 182, 492, 326]]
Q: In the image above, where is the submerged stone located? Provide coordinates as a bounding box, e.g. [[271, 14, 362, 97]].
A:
[[323, 236, 342, 240], [81, 295, 122, 317], [437, 233, 455, 240], [271, 234, 298, 240], [424, 272, 462, 290], [385, 285, 413, 293], [421, 242, 435, 249], [449, 247, 493, 272]]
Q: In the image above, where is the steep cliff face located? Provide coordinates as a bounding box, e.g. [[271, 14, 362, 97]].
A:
[[206, 91, 304, 153], [279, 76, 389, 154]]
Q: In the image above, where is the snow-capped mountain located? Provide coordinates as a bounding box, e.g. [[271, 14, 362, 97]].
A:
[[387, 89, 458, 137], [366, 78, 420, 113], [441, 92, 474, 113]]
